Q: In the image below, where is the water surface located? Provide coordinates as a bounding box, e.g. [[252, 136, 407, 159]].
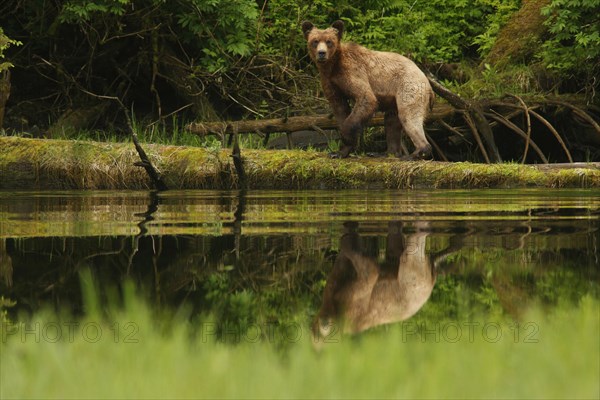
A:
[[1, 189, 598, 342]]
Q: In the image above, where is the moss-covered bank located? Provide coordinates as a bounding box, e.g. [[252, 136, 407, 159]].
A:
[[1, 136, 599, 190]]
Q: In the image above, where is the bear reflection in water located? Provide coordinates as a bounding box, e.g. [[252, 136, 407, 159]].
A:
[[314, 221, 457, 338]]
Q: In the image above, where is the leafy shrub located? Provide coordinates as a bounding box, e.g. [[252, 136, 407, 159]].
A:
[[302, 0, 521, 63], [59, 0, 258, 72], [538, 0, 600, 86], [0, 27, 21, 73]]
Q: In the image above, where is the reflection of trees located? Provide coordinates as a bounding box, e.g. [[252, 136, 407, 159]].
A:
[[0, 238, 12, 287], [2, 233, 332, 319], [1, 205, 598, 327]]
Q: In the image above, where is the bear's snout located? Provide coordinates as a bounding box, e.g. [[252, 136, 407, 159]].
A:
[[316, 42, 329, 62]]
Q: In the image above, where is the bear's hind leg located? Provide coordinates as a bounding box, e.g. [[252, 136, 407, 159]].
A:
[[397, 113, 431, 161], [385, 111, 404, 157]]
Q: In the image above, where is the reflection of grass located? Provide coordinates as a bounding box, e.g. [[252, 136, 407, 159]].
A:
[[1, 288, 598, 399]]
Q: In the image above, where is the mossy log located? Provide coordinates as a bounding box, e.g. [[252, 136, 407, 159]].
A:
[[1, 136, 599, 190], [484, 0, 550, 67]]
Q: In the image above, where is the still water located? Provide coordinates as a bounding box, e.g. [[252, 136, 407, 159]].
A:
[[1, 189, 598, 342]]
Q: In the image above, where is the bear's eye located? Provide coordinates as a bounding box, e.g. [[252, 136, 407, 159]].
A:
[[311, 40, 319, 48], [326, 40, 333, 47]]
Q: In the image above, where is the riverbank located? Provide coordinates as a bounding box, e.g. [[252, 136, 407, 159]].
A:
[[1, 136, 599, 190]]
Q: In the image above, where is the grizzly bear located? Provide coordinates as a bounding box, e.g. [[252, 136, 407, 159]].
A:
[[301, 20, 434, 159]]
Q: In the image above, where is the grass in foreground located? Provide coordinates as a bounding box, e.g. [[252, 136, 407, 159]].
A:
[[1, 290, 599, 399]]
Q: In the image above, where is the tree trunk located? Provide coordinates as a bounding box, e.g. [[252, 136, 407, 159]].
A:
[[0, 70, 10, 129]]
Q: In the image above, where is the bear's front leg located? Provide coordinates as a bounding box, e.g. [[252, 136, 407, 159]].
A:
[[323, 88, 352, 158], [335, 120, 363, 158], [328, 116, 361, 158], [334, 95, 377, 158], [329, 131, 355, 158]]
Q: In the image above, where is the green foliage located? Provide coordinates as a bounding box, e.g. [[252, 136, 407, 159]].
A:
[[0, 27, 21, 73], [175, 0, 258, 64], [58, 0, 258, 72], [1, 0, 596, 135], [258, 0, 335, 60], [536, 268, 599, 305], [472, 0, 521, 56], [258, 0, 521, 63], [60, 0, 131, 21], [456, 63, 541, 98], [198, 269, 319, 346], [538, 0, 600, 79], [0, 295, 16, 325], [304, 0, 521, 63], [203, 272, 258, 336]]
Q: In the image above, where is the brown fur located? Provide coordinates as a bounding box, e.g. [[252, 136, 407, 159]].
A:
[[302, 20, 434, 159], [314, 222, 436, 337]]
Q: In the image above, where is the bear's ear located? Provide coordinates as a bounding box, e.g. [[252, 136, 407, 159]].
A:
[[301, 21, 314, 39], [331, 20, 344, 39]]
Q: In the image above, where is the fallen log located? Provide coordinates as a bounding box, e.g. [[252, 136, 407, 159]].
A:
[[185, 94, 599, 164], [2, 136, 599, 190], [185, 104, 456, 136]]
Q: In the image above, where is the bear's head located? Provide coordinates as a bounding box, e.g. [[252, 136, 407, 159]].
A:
[[301, 20, 344, 64]]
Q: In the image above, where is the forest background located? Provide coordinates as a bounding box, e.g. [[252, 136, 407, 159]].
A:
[[0, 0, 598, 142]]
